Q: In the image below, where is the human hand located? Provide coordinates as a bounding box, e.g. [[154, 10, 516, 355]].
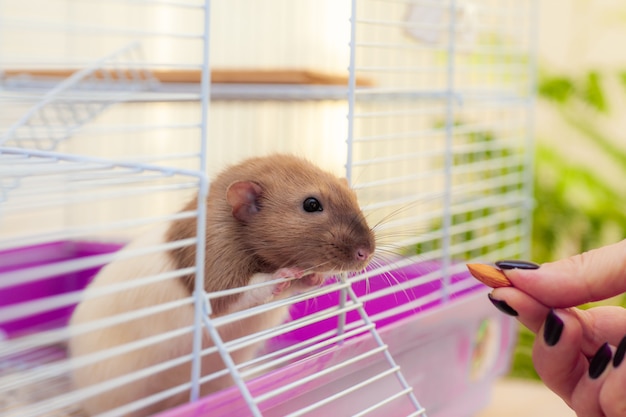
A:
[[487, 239, 626, 417]]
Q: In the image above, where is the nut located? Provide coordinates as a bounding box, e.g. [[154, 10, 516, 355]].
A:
[[466, 263, 512, 288]]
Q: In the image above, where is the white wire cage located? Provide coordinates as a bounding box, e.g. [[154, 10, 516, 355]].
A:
[[0, 1, 536, 416]]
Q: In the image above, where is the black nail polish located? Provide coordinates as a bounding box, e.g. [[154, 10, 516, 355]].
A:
[[495, 260, 540, 270], [487, 293, 518, 316], [589, 342, 612, 379], [613, 335, 626, 368], [543, 309, 564, 347]]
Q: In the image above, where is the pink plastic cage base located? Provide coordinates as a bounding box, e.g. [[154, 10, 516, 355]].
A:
[[154, 266, 515, 417], [0, 241, 516, 416], [159, 293, 515, 417]]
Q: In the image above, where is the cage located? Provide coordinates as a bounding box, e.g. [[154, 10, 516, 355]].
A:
[[0, 1, 536, 416]]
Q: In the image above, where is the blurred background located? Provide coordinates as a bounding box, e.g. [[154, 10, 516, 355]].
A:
[[510, 0, 626, 383], [1, 0, 625, 415], [481, 0, 626, 415]]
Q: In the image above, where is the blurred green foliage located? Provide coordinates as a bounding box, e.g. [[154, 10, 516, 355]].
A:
[[415, 123, 523, 260], [508, 70, 626, 380], [539, 70, 609, 113], [418, 69, 626, 381], [532, 69, 626, 269]]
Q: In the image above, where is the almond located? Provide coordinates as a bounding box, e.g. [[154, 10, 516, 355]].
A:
[[466, 263, 512, 288]]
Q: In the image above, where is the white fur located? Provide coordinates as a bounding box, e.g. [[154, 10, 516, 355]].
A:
[[68, 225, 290, 417]]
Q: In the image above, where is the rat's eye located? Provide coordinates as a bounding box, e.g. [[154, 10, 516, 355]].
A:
[[303, 197, 323, 212]]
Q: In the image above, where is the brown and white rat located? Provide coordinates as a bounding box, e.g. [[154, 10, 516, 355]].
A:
[[68, 154, 376, 417]]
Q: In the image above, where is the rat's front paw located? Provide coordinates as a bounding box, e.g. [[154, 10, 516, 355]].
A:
[[272, 281, 290, 295], [271, 268, 303, 295], [273, 268, 304, 280], [301, 273, 325, 287]]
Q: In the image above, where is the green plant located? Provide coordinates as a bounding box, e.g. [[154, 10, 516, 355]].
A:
[[509, 70, 626, 380], [415, 69, 626, 380]]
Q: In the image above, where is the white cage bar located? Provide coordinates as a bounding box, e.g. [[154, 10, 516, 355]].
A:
[[0, 1, 535, 416]]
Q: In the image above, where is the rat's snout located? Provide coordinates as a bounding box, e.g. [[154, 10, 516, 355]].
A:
[[352, 231, 376, 265], [350, 222, 376, 266], [354, 247, 372, 262]]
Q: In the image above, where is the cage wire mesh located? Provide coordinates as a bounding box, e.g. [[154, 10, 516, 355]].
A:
[[0, 0, 536, 417]]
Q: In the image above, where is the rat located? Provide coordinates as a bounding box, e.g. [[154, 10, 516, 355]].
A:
[[68, 154, 376, 417]]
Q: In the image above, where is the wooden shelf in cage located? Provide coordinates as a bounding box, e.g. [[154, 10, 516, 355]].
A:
[[1, 68, 373, 101], [1, 68, 373, 86]]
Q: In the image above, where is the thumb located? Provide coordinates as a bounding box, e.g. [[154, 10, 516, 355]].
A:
[[503, 239, 626, 308]]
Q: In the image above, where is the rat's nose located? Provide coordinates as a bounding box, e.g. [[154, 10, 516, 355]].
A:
[[354, 247, 372, 262]]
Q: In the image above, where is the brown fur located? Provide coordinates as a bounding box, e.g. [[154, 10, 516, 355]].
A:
[[167, 154, 375, 316], [69, 154, 375, 416]]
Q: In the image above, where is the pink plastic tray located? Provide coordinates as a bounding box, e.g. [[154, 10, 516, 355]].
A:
[[0, 241, 514, 416]]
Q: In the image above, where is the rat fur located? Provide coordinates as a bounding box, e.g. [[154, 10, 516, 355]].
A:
[[68, 154, 375, 416]]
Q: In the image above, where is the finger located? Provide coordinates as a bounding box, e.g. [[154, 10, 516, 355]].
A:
[[570, 342, 613, 417], [576, 306, 626, 349], [502, 239, 626, 307], [549, 306, 626, 357], [490, 288, 626, 356], [600, 335, 626, 417], [531, 309, 588, 408], [489, 286, 549, 332]]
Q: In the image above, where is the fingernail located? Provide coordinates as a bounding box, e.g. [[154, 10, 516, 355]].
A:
[[487, 293, 518, 316], [495, 260, 540, 270], [543, 309, 564, 347], [589, 342, 612, 379], [613, 335, 626, 368]]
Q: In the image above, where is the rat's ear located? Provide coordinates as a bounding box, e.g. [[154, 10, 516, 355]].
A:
[[226, 181, 263, 222]]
